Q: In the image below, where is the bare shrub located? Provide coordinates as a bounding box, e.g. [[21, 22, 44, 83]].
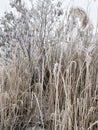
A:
[[0, 1, 98, 130]]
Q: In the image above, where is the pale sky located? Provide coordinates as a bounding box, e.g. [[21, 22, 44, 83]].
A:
[[0, 0, 11, 16], [0, 0, 98, 28]]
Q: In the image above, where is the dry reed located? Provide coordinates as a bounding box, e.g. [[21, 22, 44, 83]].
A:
[[0, 7, 98, 130]]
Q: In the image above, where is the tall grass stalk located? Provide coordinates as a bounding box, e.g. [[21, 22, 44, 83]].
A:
[[0, 7, 98, 130]]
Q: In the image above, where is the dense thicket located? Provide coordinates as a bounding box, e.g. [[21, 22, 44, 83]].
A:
[[0, 0, 98, 130]]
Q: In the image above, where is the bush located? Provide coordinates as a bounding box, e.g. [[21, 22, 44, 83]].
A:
[[0, 1, 98, 130]]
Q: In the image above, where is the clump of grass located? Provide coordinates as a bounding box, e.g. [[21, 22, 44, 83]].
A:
[[0, 7, 98, 130]]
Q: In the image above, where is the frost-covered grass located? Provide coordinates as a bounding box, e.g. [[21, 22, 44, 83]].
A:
[[0, 5, 98, 130]]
